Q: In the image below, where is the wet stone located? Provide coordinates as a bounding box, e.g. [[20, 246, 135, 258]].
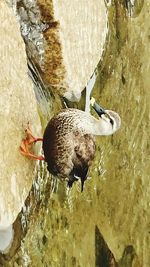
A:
[[0, 1, 41, 231]]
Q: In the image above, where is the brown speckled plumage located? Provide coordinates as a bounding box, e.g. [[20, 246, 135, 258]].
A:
[[43, 109, 96, 191], [20, 102, 120, 190], [20, 97, 120, 191]]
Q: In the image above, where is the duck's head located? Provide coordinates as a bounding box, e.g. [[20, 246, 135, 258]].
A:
[[90, 97, 121, 135]]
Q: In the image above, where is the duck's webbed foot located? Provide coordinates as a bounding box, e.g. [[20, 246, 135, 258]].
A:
[[20, 125, 45, 160]]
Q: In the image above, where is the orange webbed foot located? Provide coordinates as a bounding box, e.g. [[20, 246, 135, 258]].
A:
[[20, 125, 45, 161]]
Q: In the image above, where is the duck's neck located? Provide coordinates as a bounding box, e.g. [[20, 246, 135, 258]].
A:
[[78, 113, 111, 136]]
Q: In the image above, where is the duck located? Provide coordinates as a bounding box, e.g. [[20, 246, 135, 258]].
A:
[[20, 98, 121, 191]]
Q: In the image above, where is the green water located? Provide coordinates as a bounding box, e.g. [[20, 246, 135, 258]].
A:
[[1, 0, 149, 266]]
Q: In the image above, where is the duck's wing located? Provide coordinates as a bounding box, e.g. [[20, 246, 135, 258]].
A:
[[69, 133, 96, 191]]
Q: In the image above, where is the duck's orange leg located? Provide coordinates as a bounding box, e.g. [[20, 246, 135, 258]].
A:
[[20, 126, 45, 160]]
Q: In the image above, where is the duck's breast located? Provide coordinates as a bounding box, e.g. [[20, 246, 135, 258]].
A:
[[43, 116, 76, 177]]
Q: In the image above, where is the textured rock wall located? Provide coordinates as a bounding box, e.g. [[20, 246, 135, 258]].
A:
[[16, 0, 108, 101], [0, 0, 41, 229]]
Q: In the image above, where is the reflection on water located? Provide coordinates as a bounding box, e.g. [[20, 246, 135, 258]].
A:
[[95, 226, 117, 267], [0, 0, 149, 266]]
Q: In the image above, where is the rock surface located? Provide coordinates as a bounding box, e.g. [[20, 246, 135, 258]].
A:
[[0, 0, 41, 229], [16, 0, 108, 101]]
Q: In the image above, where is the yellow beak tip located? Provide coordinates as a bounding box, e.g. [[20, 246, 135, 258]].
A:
[[90, 97, 95, 106]]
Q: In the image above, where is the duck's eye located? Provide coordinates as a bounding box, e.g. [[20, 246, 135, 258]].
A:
[[104, 113, 114, 126], [110, 118, 114, 126]]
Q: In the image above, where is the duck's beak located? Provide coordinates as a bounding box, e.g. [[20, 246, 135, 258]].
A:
[[90, 97, 106, 117]]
